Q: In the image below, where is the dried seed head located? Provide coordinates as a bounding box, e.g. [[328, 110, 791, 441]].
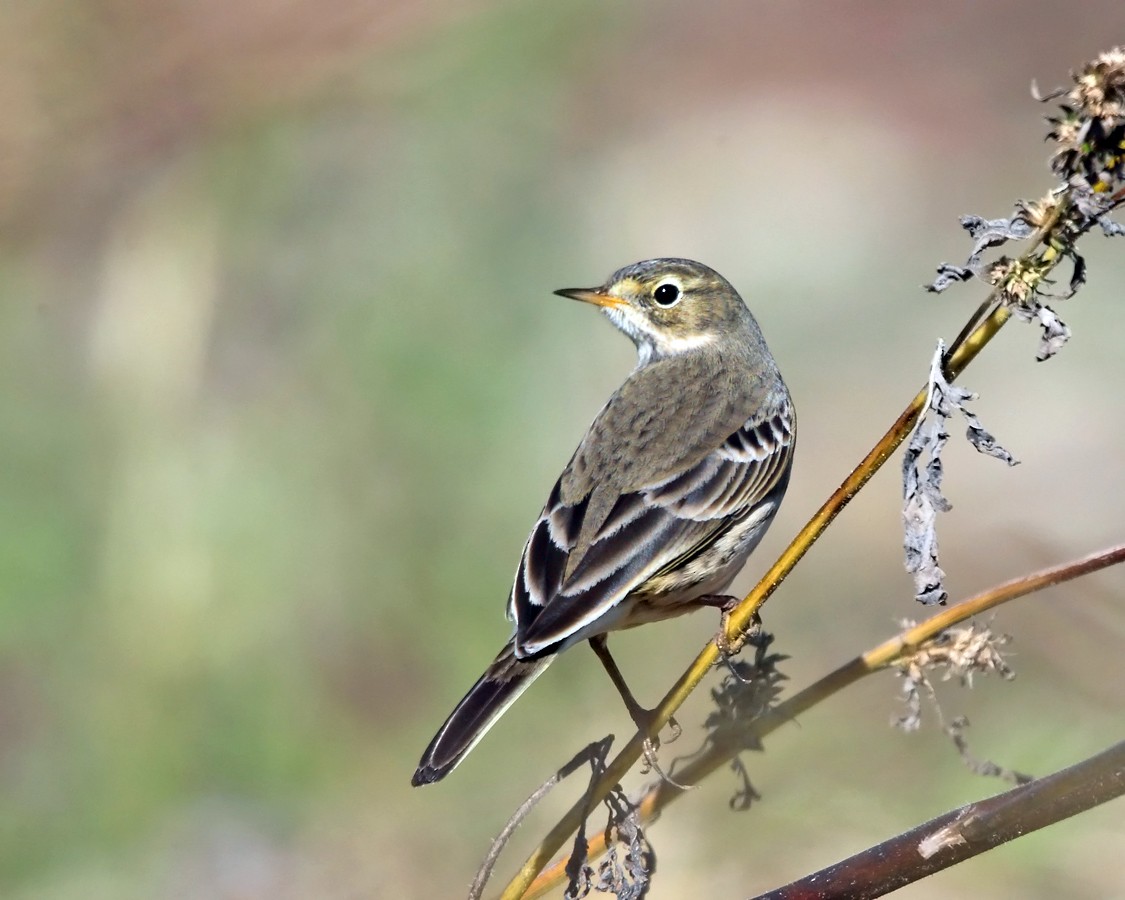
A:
[[1074, 47, 1125, 118], [1047, 47, 1125, 190], [1015, 194, 1060, 229]]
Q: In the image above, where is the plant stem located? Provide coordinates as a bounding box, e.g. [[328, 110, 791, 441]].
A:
[[522, 542, 1125, 898]]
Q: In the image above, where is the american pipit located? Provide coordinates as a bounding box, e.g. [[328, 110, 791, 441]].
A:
[[413, 258, 794, 785]]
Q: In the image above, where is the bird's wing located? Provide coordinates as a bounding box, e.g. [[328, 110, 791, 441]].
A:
[[507, 398, 794, 656]]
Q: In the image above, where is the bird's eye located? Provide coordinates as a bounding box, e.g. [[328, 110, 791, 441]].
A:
[[653, 282, 681, 307]]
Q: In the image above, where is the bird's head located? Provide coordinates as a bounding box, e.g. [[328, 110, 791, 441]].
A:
[[554, 258, 751, 362]]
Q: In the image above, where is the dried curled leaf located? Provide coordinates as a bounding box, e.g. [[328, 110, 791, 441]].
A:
[[565, 781, 653, 900], [902, 410, 952, 606], [960, 404, 1018, 464], [1011, 300, 1072, 361], [596, 794, 653, 900], [926, 262, 974, 294], [1072, 186, 1125, 241], [925, 213, 1036, 293], [1098, 215, 1125, 236], [903, 343, 1019, 605], [962, 214, 1037, 254]]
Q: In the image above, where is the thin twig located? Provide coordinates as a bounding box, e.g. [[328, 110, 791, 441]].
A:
[[469, 738, 615, 900]]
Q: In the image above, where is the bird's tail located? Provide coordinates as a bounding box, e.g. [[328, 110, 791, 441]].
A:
[[412, 641, 554, 786]]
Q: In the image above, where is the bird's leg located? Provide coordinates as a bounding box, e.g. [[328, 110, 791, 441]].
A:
[[695, 594, 761, 664], [587, 635, 682, 762]]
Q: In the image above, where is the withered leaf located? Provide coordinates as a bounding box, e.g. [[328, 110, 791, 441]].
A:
[[1012, 301, 1072, 360], [925, 263, 974, 293], [902, 342, 1019, 605], [924, 213, 1036, 293]]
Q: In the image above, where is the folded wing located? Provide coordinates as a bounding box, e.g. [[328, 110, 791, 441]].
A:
[[508, 400, 794, 655]]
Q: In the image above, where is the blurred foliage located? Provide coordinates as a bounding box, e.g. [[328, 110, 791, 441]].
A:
[[1, 2, 1123, 898]]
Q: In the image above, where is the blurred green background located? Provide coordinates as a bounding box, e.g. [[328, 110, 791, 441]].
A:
[[2, 2, 1123, 897]]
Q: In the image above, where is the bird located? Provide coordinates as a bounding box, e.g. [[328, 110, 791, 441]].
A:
[[412, 258, 795, 786]]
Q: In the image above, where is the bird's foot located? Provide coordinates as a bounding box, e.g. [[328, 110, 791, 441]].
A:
[[626, 702, 681, 749], [697, 594, 761, 668], [633, 712, 690, 788], [621, 699, 682, 777]]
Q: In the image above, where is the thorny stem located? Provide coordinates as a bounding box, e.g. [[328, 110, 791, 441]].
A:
[[496, 202, 1069, 900], [522, 542, 1125, 898]]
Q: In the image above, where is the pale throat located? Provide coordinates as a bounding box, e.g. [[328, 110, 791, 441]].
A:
[[603, 306, 717, 364]]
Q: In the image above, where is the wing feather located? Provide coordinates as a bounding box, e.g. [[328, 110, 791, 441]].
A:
[[510, 398, 794, 655]]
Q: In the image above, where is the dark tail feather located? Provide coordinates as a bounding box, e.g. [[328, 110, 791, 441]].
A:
[[412, 642, 554, 786]]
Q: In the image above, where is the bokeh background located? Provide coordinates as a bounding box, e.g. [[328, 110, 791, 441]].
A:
[[2, 3, 1123, 898]]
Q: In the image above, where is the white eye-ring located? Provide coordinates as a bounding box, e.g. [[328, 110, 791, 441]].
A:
[[652, 281, 682, 307]]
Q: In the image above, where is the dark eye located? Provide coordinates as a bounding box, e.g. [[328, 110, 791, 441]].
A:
[[653, 282, 681, 307]]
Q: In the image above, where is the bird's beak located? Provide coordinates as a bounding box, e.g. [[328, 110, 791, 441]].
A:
[[553, 287, 624, 309]]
